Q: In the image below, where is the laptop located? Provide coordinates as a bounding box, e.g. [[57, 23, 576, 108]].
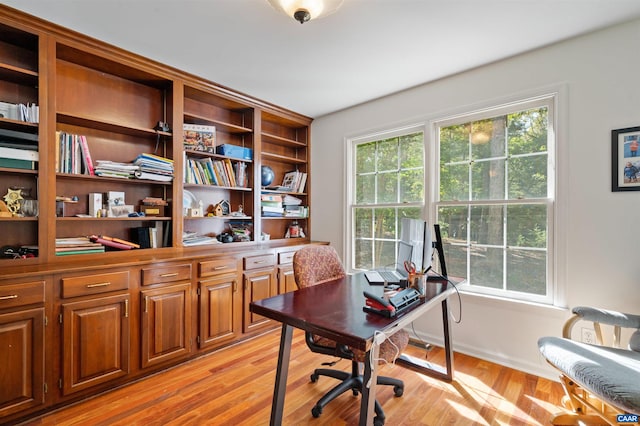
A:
[[364, 241, 413, 285]]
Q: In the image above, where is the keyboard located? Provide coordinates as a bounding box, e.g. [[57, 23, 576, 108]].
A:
[[364, 270, 401, 284]]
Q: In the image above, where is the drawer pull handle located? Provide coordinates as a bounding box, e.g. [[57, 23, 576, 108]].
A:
[[254, 260, 266, 264], [160, 273, 179, 278], [214, 266, 228, 270], [0, 294, 18, 300], [86, 282, 111, 288]]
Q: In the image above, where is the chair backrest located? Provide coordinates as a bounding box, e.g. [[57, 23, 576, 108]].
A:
[[293, 245, 345, 288]]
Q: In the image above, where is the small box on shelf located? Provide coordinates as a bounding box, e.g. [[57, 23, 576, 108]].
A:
[[216, 144, 253, 160]]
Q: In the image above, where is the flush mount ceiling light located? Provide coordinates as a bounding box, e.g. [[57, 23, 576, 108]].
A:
[[267, 0, 345, 24]]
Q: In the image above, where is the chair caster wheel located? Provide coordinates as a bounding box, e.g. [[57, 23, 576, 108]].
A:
[[374, 415, 385, 426], [393, 385, 404, 397], [310, 373, 318, 383], [311, 405, 322, 418]]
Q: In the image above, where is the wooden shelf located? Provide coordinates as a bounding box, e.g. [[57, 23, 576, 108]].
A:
[[0, 216, 38, 221], [262, 131, 306, 148], [56, 173, 173, 186], [262, 151, 307, 165], [57, 112, 172, 139], [184, 183, 252, 192], [184, 112, 252, 134], [185, 215, 252, 220], [185, 149, 252, 163], [57, 216, 171, 221]]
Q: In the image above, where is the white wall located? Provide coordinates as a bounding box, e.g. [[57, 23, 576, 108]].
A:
[[311, 19, 640, 379]]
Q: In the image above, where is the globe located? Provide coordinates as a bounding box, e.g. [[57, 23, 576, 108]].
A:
[[261, 166, 275, 187]]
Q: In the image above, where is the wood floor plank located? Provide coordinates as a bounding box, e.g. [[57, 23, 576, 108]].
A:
[[19, 329, 563, 425]]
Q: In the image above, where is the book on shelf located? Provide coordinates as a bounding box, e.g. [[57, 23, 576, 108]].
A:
[[56, 131, 94, 175], [89, 235, 136, 250], [0, 145, 38, 161], [183, 123, 216, 153], [281, 170, 307, 193], [0, 101, 38, 123], [0, 127, 38, 142], [0, 157, 35, 170], [56, 248, 105, 256], [133, 153, 174, 181]]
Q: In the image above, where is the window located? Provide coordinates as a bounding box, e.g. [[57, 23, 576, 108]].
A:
[[435, 95, 555, 303], [348, 127, 424, 272]]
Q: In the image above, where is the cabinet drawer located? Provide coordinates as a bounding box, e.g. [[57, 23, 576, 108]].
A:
[[0, 281, 45, 309], [142, 263, 191, 285], [244, 254, 275, 270], [278, 251, 296, 265], [199, 258, 239, 278], [62, 271, 129, 298]]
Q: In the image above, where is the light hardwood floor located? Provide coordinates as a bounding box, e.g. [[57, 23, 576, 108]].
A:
[[20, 329, 564, 425]]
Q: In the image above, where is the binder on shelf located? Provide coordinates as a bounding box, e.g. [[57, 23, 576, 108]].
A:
[[0, 157, 35, 170], [0, 146, 38, 161]]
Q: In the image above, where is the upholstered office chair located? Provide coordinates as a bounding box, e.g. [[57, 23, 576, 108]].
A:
[[293, 245, 409, 426], [538, 306, 640, 425]]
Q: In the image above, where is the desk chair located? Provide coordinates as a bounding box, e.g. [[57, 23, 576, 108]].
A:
[[538, 306, 640, 425], [293, 245, 409, 426]]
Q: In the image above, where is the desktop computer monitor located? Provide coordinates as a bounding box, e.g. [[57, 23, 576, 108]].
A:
[[400, 218, 433, 273]]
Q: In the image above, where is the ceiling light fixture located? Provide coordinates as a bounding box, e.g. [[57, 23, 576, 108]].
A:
[[267, 0, 344, 24]]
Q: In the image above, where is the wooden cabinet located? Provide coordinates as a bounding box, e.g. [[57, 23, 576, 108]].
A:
[[58, 270, 131, 396], [0, 280, 45, 417], [60, 292, 130, 396], [242, 254, 277, 333], [197, 258, 241, 349], [0, 5, 313, 266], [140, 263, 192, 368], [277, 249, 298, 294]]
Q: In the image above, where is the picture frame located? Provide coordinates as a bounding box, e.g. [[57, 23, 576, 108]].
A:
[[612, 126, 640, 191]]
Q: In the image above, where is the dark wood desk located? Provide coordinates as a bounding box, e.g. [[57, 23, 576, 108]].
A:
[[250, 273, 461, 426]]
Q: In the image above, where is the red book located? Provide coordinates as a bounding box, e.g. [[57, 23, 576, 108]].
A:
[[89, 235, 133, 250], [79, 135, 95, 175]]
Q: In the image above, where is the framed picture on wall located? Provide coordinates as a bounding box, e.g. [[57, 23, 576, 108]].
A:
[[612, 126, 640, 191]]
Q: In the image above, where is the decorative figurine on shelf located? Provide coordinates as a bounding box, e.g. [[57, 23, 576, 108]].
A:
[[3, 187, 23, 216], [230, 204, 245, 217], [212, 204, 223, 217], [0, 200, 12, 217]]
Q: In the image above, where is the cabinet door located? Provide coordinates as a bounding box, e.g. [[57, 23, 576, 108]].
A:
[[278, 264, 297, 294], [61, 294, 130, 396], [0, 308, 45, 417], [140, 283, 192, 368], [198, 274, 241, 349], [243, 268, 277, 333]]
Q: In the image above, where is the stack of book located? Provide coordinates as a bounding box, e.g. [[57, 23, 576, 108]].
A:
[[0, 128, 38, 170], [182, 231, 219, 246], [56, 132, 94, 175], [281, 170, 308, 193], [55, 237, 105, 256], [184, 156, 245, 187], [94, 160, 138, 179], [282, 194, 308, 217], [261, 193, 284, 217], [133, 153, 174, 182], [0, 101, 39, 123], [89, 235, 140, 250]]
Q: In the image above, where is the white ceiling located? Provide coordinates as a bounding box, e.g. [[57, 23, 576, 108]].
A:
[[4, 0, 640, 118]]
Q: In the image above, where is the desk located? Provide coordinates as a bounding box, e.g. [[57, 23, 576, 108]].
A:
[[250, 273, 461, 426]]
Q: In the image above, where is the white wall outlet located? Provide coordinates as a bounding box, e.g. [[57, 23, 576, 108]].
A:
[[581, 327, 596, 344]]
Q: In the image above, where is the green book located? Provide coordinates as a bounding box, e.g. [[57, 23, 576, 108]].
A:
[[55, 248, 105, 256], [0, 157, 35, 170]]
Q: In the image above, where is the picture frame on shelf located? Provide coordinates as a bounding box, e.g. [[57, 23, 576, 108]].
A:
[[217, 199, 231, 216], [612, 126, 640, 191]]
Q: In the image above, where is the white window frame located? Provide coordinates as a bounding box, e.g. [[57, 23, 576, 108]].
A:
[[345, 123, 427, 274], [432, 93, 559, 305]]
